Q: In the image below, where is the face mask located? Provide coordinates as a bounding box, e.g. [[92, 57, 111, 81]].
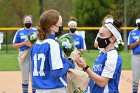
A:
[[25, 23, 32, 28], [70, 28, 76, 33], [55, 26, 63, 37], [97, 37, 111, 48]]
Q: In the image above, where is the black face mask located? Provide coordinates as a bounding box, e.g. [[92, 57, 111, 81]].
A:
[[97, 37, 111, 48], [55, 26, 63, 37], [25, 23, 32, 28], [70, 28, 76, 33], [137, 23, 140, 29]]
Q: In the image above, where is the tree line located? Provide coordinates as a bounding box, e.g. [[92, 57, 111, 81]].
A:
[[0, 0, 140, 49]]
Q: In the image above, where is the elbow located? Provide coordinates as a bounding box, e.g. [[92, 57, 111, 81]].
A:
[[128, 45, 132, 50], [98, 82, 107, 88], [12, 44, 16, 48]]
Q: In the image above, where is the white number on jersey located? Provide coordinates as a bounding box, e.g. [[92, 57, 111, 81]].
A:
[[33, 53, 45, 76]]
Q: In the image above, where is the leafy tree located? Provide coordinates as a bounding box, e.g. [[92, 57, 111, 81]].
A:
[[111, 0, 140, 26], [0, 0, 40, 27], [72, 0, 112, 49], [46, 0, 73, 26]]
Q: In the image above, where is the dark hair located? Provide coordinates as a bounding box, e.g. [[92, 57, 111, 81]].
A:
[[104, 19, 122, 37], [113, 19, 122, 29], [37, 9, 60, 40]]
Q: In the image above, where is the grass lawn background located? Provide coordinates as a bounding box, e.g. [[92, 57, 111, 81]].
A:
[[0, 44, 131, 71]]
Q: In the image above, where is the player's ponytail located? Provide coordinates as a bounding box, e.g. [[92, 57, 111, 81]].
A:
[[37, 9, 60, 40]]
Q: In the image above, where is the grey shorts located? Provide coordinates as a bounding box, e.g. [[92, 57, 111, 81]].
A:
[[131, 54, 140, 84], [36, 87, 66, 93], [18, 51, 31, 84]]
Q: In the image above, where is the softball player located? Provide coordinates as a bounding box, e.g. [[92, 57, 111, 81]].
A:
[[64, 18, 86, 52], [13, 15, 37, 93], [76, 22, 123, 93], [30, 9, 80, 93], [128, 18, 140, 93]]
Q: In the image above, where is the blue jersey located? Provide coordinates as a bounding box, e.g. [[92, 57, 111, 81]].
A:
[[90, 49, 122, 93], [13, 28, 37, 51], [66, 33, 86, 49], [30, 35, 73, 89], [128, 28, 140, 54]]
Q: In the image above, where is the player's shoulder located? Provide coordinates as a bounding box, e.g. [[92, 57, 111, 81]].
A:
[[31, 27, 37, 31], [130, 28, 139, 33], [107, 49, 118, 58], [129, 28, 139, 35], [15, 28, 24, 35], [17, 28, 24, 32], [36, 39, 58, 45], [75, 34, 83, 39]]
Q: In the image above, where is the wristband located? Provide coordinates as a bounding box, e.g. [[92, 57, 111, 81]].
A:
[[83, 65, 89, 72]]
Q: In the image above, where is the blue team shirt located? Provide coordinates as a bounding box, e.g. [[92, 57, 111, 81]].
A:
[[13, 28, 37, 51], [128, 28, 140, 54], [90, 49, 122, 93], [30, 34, 73, 89], [66, 33, 86, 49]]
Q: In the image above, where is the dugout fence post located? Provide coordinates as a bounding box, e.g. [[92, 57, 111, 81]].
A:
[[5, 30, 8, 54]]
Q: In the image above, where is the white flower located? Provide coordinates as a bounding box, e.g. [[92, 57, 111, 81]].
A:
[[28, 32, 37, 44], [56, 36, 75, 56], [115, 39, 125, 51], [121, 41, 124, 45], [117, 40, 121, 44], [115, 43, 119, 48], [29, 32, 37, 41], [62, 41, 72, 49]]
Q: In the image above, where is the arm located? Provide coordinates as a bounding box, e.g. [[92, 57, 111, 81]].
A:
[[94, 41, 98, 48], [51, 59, 73, 78], [86, 68, 110, 87], [49, 39, 81, 78], [12, 31, 32, 49], [94, 33, 99, 48], [128, 31, 140, 50], [79, 37, 87, 52], [13, 41, 32, 49], [76, 58, 110, 87], [128, 41, 139, 50]]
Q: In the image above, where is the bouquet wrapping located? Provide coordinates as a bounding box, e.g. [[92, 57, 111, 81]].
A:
[[66, 62, 89, 93], [18, 32, 37, 63], [56, 35, 89, 93]]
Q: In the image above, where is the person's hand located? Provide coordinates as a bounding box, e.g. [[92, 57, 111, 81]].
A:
[[138, 36, 140, 44], [24, 41, 32, 48], [69, 50, 81, 62], [76, 57, 87, 68]]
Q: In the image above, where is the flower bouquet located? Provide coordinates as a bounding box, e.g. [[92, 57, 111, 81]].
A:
[[56, 35, 89, 93], [18, 32, 37, 63], [66, 64, 89, 93], [56, 36, 75, 57], [114, 39, 125, 51]]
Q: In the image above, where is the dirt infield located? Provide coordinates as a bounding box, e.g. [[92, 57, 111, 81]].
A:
[[0, 70, 139, 93]]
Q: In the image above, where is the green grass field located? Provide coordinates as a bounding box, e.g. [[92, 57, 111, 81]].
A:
[[0, 44, 132, 71]]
